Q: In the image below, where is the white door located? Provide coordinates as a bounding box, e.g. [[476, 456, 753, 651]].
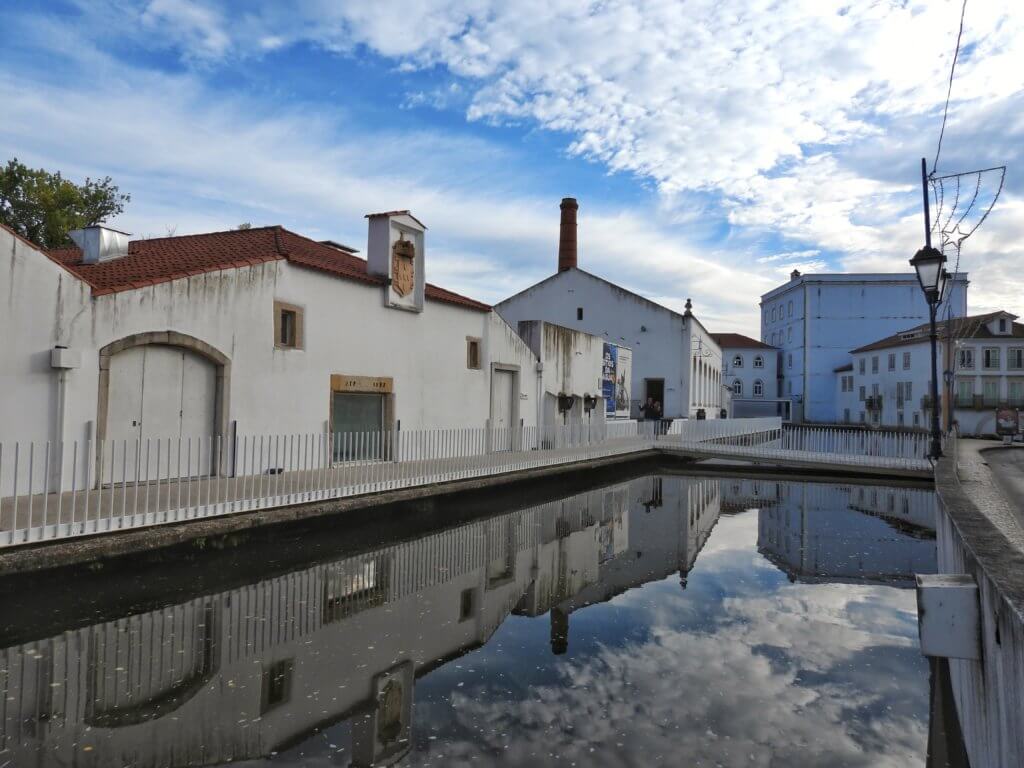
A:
[[105, 346, 217, 481], [491, 370, 515, 451]]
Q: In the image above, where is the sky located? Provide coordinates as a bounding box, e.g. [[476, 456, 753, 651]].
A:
[[1, 0, 1021, 337]]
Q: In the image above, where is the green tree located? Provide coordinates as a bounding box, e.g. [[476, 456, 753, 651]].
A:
[[0, 158, 131, 248]]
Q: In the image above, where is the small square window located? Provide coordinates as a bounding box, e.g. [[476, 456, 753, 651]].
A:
[[576, 307, 583, 321], [466, 338, 482, 370], [460, 588, 476, 621], [274, 301, 304, 349]]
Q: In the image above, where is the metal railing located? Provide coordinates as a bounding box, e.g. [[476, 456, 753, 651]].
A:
[[0, 421, 667, 548], [0, 416, 932, 549]]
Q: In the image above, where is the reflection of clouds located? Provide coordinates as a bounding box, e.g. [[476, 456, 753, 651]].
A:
[[414, 516, 926, 768]]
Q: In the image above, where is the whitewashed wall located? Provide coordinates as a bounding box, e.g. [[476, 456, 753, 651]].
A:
[[0, 227, 544, 492], [496, 269, 723, 419]]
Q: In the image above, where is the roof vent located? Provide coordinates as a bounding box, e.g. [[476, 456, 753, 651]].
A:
[[790, 269, 801, 280], [68, 225, 130, 264]]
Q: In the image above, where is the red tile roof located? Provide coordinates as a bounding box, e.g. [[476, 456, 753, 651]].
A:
[[711, 332, 776, 350], [44, 225, 489, 311]]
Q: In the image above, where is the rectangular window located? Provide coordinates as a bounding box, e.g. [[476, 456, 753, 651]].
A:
[[858, 358, 865, 375], [956, 379, 973, 407], [1009, 349, 1024, 370], [913, 412, 920, 426], [872, 383, 879, 396], [888, 353, 896, 371], [787, 353, 792, 369], [897, 411, 904, 426], [843, 408, 850, 423], [576, 307, 583, 321], [872, 356, 879, 373], [983, 379, 1000, 404], [274, 301, 304, 349], [903, 351, 911, 370], [983, 347, 1000, 370], [459, 588, 476, 621], [958, 348, 974, 369], [466, 337, 482, 369], [261, 659, 294, 715], [859, 386, 866, 401], [859, 411, 865, 423], [1009, 380, 1024, 406]]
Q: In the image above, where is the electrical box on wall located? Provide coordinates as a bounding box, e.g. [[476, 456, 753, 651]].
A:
[[50, 346, 80, 369]]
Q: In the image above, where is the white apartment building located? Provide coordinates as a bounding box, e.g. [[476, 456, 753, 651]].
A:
[[1, 210, 615, 493], [496, 198, 724, 421], [760, 270, 968, 423], [834, 312, 1023, 436], [712, 333, 782, 418]]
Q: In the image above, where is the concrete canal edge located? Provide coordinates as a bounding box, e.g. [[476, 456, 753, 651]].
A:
[[932, 440, 1024, 768]]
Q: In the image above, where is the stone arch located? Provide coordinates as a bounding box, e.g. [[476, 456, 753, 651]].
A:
[[96, 331, 231, 473]]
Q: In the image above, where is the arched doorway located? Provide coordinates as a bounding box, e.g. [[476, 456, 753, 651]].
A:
[[97, 332, 231, 479]]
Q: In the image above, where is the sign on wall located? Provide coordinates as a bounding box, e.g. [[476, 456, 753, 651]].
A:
[[995, 408, 1019, 437], [602, 343, 633, 418]]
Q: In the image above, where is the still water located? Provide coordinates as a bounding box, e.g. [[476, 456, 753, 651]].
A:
[[0, 474, 937, 767]]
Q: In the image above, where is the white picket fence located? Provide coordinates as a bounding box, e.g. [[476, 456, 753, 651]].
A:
[[0, 417, 934, 549]]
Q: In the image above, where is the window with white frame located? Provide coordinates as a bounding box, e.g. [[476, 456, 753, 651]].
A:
[[787, 353, 792, 369], [732, 354, 743, 368], [753, 379, 764, 397], [859, 385, 866, 401], [787, 327, 792, 342], [958, 348, 974, 369], [903, 351, 911, 370], [872, 356, 879, 373], [753, 355, 764, 368], [1010, 348, 1024, 370], [888, 353, 896, 371], [858, 358, 865, 375], [733, 379, 743, 395], [772, 307, 777, 322], [788, 300, 793, 317], [983, 347, 1001, 370]]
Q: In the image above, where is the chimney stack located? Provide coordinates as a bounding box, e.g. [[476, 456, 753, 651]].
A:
[[790, 269, 801, 281], [557, 197, 578, 272]]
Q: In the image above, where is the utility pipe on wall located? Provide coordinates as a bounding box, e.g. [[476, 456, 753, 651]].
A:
[[50, 345, 80, 492]]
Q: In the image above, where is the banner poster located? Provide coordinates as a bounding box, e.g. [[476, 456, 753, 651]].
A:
[[615, 347, 632, 418], [602, 343, 618, 414], [995, 407, 1019, 437]]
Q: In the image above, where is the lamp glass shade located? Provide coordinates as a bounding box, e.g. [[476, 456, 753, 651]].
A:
[[939, 269, 953, 305], [910, 246, 945, 297]]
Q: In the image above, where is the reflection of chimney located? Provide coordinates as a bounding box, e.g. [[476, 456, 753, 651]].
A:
[[550, 607, 569, 655], [557, 197, 578, 272]]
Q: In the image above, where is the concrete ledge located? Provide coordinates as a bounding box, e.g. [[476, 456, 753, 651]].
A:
[[933, 440, 1024, 768]]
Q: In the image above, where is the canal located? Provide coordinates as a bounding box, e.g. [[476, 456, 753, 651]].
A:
[[0, 473, 938, 767]]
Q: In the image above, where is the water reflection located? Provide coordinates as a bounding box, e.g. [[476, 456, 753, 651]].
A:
[[0, 475, 936, 767]]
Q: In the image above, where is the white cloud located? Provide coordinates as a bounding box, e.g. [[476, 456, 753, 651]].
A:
[[3, 0, 1022, 334]]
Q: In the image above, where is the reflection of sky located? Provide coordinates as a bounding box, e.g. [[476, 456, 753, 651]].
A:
[[269, 511, 928, 768]]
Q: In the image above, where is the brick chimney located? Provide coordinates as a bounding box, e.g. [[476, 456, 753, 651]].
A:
[[557, 197, 578, 272]]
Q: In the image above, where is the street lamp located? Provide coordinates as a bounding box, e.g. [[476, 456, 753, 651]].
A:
[[910, 242, 947, 459]]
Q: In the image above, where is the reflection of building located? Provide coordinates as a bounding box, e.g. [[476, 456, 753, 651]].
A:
[[757, 483, 937, 586], [0, 475, 716, 768], [514, 476, 724, 650], [1, 475, 936, 766]]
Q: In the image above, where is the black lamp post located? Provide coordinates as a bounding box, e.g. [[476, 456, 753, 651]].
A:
[[910, 161, 948, 460]]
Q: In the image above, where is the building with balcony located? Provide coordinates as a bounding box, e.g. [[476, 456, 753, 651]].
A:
[[760, 270, 968, 423], [833, 311, 1023, 436]]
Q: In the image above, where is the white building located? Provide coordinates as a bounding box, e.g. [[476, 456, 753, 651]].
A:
[[496, 198, 724, 421], [712, 333, 783, 418], [760, 270, 969, 423], [1, 211, 614, 493], [835, 311, 1024, 436]]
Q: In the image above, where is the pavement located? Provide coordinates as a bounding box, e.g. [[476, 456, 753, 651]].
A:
[[952, 439, 1024, 552], [982, 444, 1024, 531]]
